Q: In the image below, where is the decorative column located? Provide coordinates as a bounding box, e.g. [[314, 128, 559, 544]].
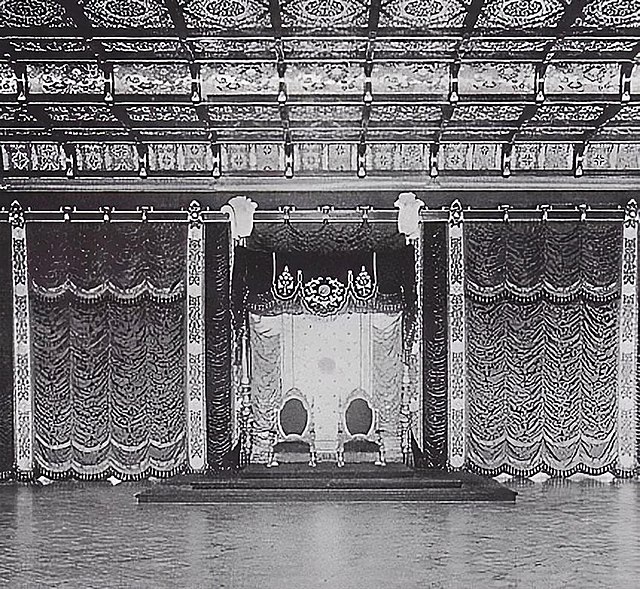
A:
[[10, 201, 34, 479], [395, 192, 425, 462], [447, 199, 466, 469], [220, 196, 258, 466], [186, 200, 207, 471], [618, 198, 638, 475]]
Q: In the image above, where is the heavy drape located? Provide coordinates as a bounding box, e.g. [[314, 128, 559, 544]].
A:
[[0, 224, 13, 479], [422, 223, 448, 468], [204, 224, 232, 469], [465, 222, 621, 476], [27, 223, 187, 479]]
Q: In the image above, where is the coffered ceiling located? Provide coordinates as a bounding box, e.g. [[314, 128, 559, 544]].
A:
[[2, 0, 640, 179]]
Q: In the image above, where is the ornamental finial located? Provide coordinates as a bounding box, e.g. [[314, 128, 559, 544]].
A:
[[188, 200, 203, 228], [624, 199, 638, 228], [9, 200, 24, 228], [448, 199, 463, 227]]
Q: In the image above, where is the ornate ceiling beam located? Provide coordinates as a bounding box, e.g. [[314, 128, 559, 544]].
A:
[[462, 0, 487, 35], [161, 0, 189, 39], [267, 0, 283, 38]]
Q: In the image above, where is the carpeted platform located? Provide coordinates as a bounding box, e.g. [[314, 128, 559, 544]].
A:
[[135, 463, 517, 503]]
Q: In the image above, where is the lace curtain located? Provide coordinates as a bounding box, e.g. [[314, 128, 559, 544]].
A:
[[0, 224, 13, 479], [27, 223, 187, 480], [465, 222, 621, 476]]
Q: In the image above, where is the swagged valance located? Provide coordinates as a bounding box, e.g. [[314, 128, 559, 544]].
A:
[[27, 222, 185, 301], [465, 222, 621, 303], [234, 222, 416, 318]]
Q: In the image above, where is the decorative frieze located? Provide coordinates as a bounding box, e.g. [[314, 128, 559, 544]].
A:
[[447, 200, 466, 469]]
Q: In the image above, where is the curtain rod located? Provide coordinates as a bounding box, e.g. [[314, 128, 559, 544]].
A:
[[0, 207, 627, 224]]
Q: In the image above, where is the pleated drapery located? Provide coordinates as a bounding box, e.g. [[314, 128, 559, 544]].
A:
[[465, 222, 621, 476], [204, 224, 232, 469], [422, 224, 448, 469], [27, 223, 187, 480]]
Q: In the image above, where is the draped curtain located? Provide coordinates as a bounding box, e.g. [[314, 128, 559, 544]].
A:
[[465, 222, 621, 476], [237, 222, 414, 464], [422, 223, 448, 468], [27, 223, 187, 479], [0, 224, 13, 478], [204, 224, 232, 469]]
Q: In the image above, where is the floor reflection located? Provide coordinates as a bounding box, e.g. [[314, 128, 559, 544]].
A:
[[0, 478, 638, 588]]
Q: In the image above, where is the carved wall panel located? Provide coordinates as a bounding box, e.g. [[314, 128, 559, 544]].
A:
[[287, 63, 363, 95], [1, 0, 71, 26], [374, 63, 448, 95], [0, 64, 17, 95], [612, 145, 640, 169], [476, 0, 564, 28], [208, 104, 280, 127], [289, 105, 361, 126], [253, 143, 282, 172], [514, 142, 543, 170], [379, 0, 466, 28], [281, 0, 367, 29], [44, 105, 120, 125], [3, 144, 32, 172], [459, 63, 534, 95], [514, 143, 572, 170], [31, 143, 63, 171], [367, 143, 428, 171], [193, 39, 273, 58], [441, 143, 471, 170], [376, 39, 458, 59], [127, 105, 200, 124], [0, 106, 38, 125], [465, 39, 547, 56], [27, 64, 102, 94], [149, 143, 212, 171], [223, 144, 251, 172], [103, 40, 186, 57], [114, 64, 191, 95], [286, 39, 366, 59], [103, 144, 137, 171], [585, 143, 616, 170], [577, 0, 640, 28], [528, 104, 605, 126], [76, 144, 105, 172], [450, 104, 525, 124], [546, 63, 619, 95], [293, 129, 361, 142], [202, 63, 277, 95], [609, 106, 640, 126], [370, 105, 441, 126], [294, 143, 324, 172], [554, 39, 637, 54], [326, 143, 355, 171], [181, 0, 270, 29], [468, 144, 500, 170], [82, 0, 172, 27], [541, 143, 572, 169]]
